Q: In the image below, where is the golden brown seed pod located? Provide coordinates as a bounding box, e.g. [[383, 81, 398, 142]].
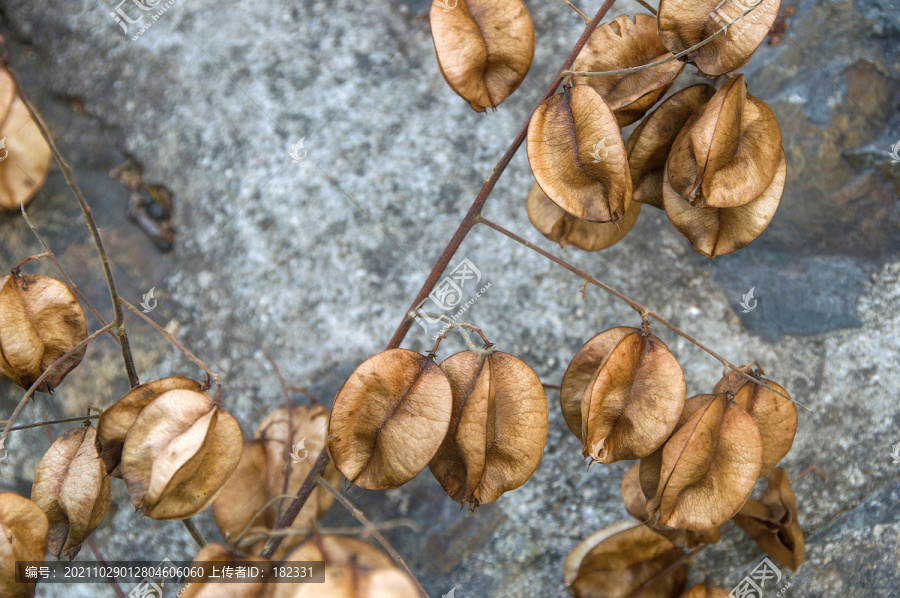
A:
[[429, 350, 548, 507], [120, 389, 243, 520], [527, 181, 642, 251], [0, 492, 48, 598], [328, 348, 452, 490], [0, 69, 52, 212], [527, 85, 632, 223], [272, 535, 419, 598], [0, 274, 87, 392], [643, 393, 762, 530], [178, 543, 270, 598], [733, 467, 805, 570], [430, 0, 534, 112], [563, 521, 687, 598], [728, 378, 796, 476], [31, 423, 111, 558], [97, 376, 204, 477], [658, 0, 782, 77], [626, 84, 716, 209], [572, 14, 684, 127]]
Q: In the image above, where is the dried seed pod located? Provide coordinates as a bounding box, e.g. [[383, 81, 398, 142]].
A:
[[179, 543, 270, 598], [328, 349, 452, 490], [572, 14, 684, 126], [561, 327, 685, 463], [272, 535, 419, 598], [563, 521, 687, 598], [97, 376, 203, 477], [0, 274, 87, 392], [644, 393, 762, 530], [527, 85, 632, 223], [0, 492, 48, 598], [429, 350, 548, 507], [430, 0, 534, 112], [658, 0, 782, 76], [0, 70, 52, 211], [679, 584, 732, 598], [120, 389, 243, 520], [527, 181, 642, 250], [31, 423, 111, 558], [621, 464, 720, 548], [733, 468, 804, 570], [666, 76, 783, 209], [626, 84, 716, 209]]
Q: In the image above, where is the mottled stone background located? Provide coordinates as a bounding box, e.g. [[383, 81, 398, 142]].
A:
[[0, 0, 898, 595]]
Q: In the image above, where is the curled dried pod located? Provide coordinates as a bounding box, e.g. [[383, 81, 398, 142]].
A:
[[658, 0, 782, 76], [561, 327, 685, 463], [626, 84, 716, 209], [272, 535, 419, 597], [666, 76, 783, 209], [121, 389, 243, 520], [527, 85, 632, 223], [430, 0, 534, 112], [527, 181, 641, 251], [733, 467, 804, 570], [679, 584, 732, 598], [31, 423, 111, 558], [429, 350, 548, 507], [0, 274, 87, 392], [0, 492, 48, 598], [0, 69, 52, 211], [179, 543, 270, 598], [97, 376, 203, 477], [572, 14, 684, 127], [563, 521, 687, 598], [644, 393, 762, 530], [328, 348, 452, 490]]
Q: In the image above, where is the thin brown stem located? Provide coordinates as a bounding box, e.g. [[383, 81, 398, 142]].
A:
[[385, 0, 618, 350], [6, 413, 100, 432], [8, 70, 139, 388], [86, 537, 127, 598], [182, 517, 206, 549], [559, 0, 590, 23], [634, 0, 657, 16], [11, 252, 49, 272], [317, 477, 428, 598], [262, 346, 295, 520]]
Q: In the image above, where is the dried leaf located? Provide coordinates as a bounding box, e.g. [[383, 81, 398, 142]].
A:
[[657, 0, 782, 76], [573, 14, 684, 126], [527, 181, 642, 250], [527, 85, 632, 223], [626, 84, 716, 209], [0, 492, 48, 598], [678, 584, 732, 598], [644, 393, 762, 530], [31, 423, 111, 558], [179, 543, 270, 598], [563, 521, 687, 598], [0, 70, 52, 211], [0, 274, 87, 392], [430, 0, 534, 112], [328, 348, 452, 490], [97, 376, 203, 477], [733, 467, 804, 570], [121, 389, 243, 520], [429, 350, 548, 507]]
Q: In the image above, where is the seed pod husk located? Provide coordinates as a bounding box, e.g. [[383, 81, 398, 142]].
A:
[[527, 181, 642, 251], [644, 393, 762, 530], [658, 0, 782, 77], [272, 535, 419, 598], [0, 492, 48, 598], [527, 85, 632, 223], [733, 467, 804, 570], [120, 389, 243, 520], [97, 376, 203, 477], [328, 348, 452, 490], [179, 543, 270, 598], [0, 274, 87, 392], [679, 584, 732, 598], [429, 350, 548, 507], [626, 84, 716, 209], [31, 423, 111, 558], [563, 521, 687, 598], [0, 69, 52, 212], [430, 0, 534, 112], [573, 14, 684, 127]]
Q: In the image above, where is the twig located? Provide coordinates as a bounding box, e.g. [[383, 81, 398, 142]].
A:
[[317, 477, 429, 598], [8, 70, 140, 388], [421, 312, 495, 357], [317, 519, 422, 536], [475, 216, 810, 411], [5, 413, 100, 432], [634, 0, 657, 16], [262, 346, 295, 520], [182, 517, 206, 549], [559, 0, 590, 23], [229, 494, 300, 548], [87, 537, 127, 598]]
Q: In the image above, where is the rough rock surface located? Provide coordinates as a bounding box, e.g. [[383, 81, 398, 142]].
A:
[[0, 0, 898, 596]]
